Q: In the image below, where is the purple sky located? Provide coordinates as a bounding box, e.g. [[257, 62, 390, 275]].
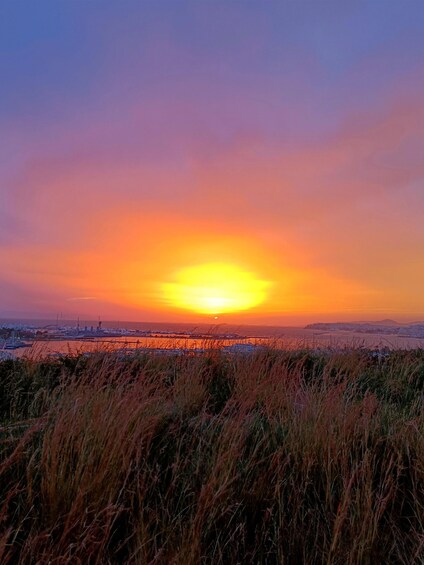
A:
[[1, 1, 424, 323]]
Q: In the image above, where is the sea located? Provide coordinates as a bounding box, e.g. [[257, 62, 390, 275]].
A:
[[2, 318, 424, 359]]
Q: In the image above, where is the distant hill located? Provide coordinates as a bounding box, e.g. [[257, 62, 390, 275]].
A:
[[305, 320, 424, 338], [367, 319, 399, 326]]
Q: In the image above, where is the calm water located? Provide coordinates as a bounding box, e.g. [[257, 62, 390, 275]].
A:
[[3, 318, 424, 359], [0, 318, 309, 337], [9, 329, 424, 359]]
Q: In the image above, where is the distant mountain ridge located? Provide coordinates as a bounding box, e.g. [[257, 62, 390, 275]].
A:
[[305, 320, 424, 338], [354, 319, 424, 326]]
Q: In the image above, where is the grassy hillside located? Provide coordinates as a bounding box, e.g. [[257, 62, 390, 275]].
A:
[[0, 348, 423, 564]]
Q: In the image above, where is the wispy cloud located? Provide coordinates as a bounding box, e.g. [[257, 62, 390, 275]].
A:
[[66, 297, 98, 301]]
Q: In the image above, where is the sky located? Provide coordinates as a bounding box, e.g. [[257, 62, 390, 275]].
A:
[[1, 0, 424, 325]]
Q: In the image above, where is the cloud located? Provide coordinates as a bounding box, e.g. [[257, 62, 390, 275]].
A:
[[1, 54, 424, 320], [66, 297, 98, 301]]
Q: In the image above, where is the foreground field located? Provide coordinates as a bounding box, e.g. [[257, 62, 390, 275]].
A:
[[0, 348, 423, 564]]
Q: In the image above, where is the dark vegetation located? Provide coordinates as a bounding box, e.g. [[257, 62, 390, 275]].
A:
[[0, 348, 423, 564]]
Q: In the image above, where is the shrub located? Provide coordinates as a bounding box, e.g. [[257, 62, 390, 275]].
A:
[[0, 348, 423, 563]]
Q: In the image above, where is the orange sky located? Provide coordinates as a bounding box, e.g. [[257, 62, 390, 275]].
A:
[[2, 3, 424, 324]]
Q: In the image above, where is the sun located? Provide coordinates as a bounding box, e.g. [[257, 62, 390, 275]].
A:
[[162, 263, 270, 315]]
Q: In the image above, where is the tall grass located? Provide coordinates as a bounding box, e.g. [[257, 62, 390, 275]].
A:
[[0, 348, 423, 563]]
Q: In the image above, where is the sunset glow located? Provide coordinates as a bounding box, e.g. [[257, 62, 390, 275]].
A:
[[162, 263, 270, 314], [1, 2, 424, 324]]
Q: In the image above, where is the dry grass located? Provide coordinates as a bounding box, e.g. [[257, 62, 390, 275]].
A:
[[0, 347, 423, 564]]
